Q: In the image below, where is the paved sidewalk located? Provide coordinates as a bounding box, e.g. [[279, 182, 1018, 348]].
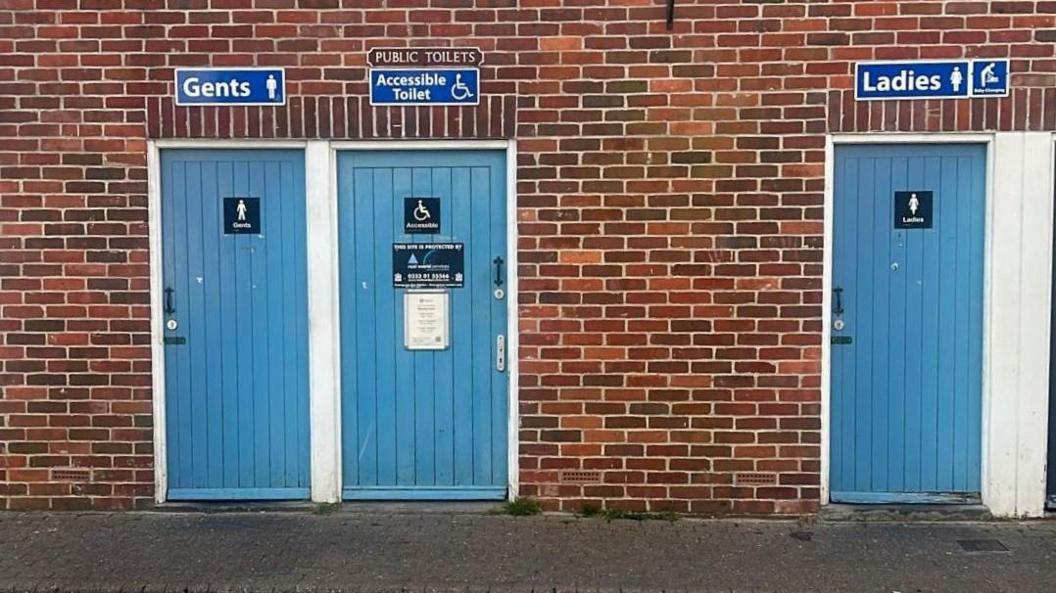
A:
[[1, 509, 1055, 593]]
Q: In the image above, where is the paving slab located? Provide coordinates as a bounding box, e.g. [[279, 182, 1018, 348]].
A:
[[1, 511, 1054, 593]]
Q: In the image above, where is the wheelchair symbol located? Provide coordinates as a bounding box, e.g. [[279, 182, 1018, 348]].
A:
[[413, 199, 431, 222], [450, 73, 474, 101]]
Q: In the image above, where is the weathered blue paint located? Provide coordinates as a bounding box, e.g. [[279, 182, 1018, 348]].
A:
[[161, 149, 309, 501], [828, 491, 980, 505], [831, 144, 985, 504], [338, 150, 508, 500]]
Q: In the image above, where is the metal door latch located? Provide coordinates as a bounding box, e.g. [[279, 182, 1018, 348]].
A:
[[164, 286, 175, 314], [496, 334, 506, 372]]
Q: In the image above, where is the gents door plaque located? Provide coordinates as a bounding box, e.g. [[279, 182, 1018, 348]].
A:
[[223, 197, 260, 234]]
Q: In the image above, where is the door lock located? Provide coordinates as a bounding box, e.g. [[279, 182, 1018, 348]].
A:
[[832, 286, 846, 332], [496, 334, 506, 372]]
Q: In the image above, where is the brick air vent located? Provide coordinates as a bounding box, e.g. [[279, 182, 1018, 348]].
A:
[[561, 470, 602, 484], [734, 473, 777, 487], [52, 470, 91, 482]]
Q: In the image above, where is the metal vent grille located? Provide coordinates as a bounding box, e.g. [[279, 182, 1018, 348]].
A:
[[52, 469, 90, 482], [561, 470, 602, 484], [734, 472, 777, 486]]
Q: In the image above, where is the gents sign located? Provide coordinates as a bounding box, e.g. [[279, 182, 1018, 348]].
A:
[[223, 197, 260, 234], [855, 60, 1010, 100], [175, 68, 285, 106], [368, 47, 483, 67]]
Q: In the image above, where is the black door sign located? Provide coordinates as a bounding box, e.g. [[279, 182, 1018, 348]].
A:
[[223, 197, 260, 234], [894, 190, 933, 229], [393, 242, 464, 288], [404, 197, 441, 234]]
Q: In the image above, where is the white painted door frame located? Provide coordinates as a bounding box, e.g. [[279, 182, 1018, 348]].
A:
[[822, 133, 1053, 517], [147, 139, 519, 504]]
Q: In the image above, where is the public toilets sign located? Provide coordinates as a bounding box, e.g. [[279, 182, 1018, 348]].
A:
[[175, 68, 286, 106], [368, 47, 482, 106], [855, 59, 1009, 100]]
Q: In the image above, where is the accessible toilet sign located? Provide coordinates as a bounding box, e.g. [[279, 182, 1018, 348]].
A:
[[855, 59, 1009, 100], [175, 68, 286, 106], [369, 69, 479, 106], [367, 46, 482, 106]]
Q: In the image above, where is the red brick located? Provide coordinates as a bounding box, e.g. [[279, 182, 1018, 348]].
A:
[[1, 1, 1051, 515]]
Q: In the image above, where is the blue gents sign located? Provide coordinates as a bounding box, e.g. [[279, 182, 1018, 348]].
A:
[[175, 68, 285, 106], [369, 68, 479, 106], [855, 59, 1009, 101]]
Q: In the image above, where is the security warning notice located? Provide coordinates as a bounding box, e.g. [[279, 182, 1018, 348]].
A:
[[393, 243, 464, 288]]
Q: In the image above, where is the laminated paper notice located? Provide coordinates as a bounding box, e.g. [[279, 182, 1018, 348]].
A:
[[404, 291, 449, 350]]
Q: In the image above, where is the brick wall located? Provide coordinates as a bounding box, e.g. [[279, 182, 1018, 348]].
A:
[[2, 0, 1055, 513]]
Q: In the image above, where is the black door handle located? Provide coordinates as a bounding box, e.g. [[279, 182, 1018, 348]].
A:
[[164, 287, 175, 315], [833, 286, 844, 316], [493, 256, 504, 288]]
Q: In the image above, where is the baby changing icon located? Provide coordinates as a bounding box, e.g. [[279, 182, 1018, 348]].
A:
[[970, 59, 1009, 97]]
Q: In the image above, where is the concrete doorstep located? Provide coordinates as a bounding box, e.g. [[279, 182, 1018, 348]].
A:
[[3, 510, 1056, 593]]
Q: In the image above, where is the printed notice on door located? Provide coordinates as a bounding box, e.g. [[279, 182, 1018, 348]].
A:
[[393, 242, 464, 288], [404, 291, 449, 350]]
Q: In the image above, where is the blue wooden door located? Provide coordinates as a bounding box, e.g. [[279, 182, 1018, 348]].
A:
[[161, 149, 309, 500], [831, 144, 985, 504], [338, 150, 508, 499]]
